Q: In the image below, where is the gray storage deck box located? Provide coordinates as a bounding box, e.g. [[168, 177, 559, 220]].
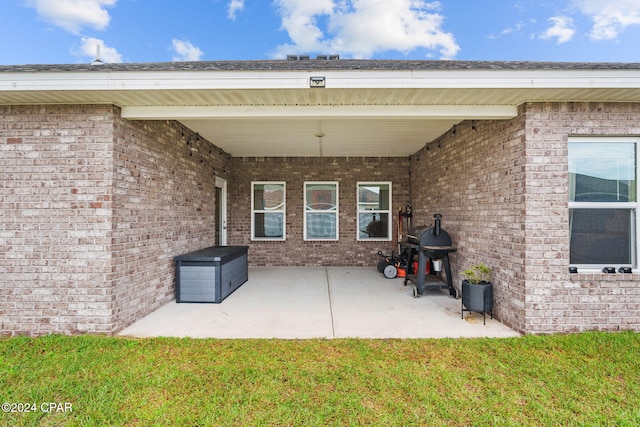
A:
[[174, 246, 248, 303]]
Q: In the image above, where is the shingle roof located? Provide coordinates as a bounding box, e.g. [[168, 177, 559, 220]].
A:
[[1, 59, 640, 73]]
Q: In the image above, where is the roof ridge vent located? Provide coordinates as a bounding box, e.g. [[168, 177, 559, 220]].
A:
[[287, 54, 339, 60], [317, 54, 340, 60]]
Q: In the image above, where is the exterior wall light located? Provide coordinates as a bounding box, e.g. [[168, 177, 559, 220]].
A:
[[310, 76, 326, 88]]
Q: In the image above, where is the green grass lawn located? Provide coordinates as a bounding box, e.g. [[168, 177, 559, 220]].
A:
[[1, 332, 639, 426]]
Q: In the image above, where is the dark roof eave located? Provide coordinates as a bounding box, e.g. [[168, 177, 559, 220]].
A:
[[2, 59, 640, 73]]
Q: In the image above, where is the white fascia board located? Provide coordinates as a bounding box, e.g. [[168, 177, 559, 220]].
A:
[[2, 69, 640, 92], [0, 71, 310, 91], [121, 104, 518, 120], [395, 69, 640, 89]]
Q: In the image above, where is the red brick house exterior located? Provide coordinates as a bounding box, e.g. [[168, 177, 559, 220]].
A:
[[1, 60, 639, 336]]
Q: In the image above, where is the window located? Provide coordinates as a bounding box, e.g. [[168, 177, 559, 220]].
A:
[[568, 138, 638, 268], [304, 182, 338, 240], [252, 182, 285, 240], [357, 182, 392, 241]]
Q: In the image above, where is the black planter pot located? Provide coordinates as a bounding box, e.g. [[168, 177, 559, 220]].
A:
[[461, 280, 493, 324]]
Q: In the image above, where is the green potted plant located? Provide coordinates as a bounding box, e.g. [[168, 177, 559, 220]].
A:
[[460, 262, 493, 324]]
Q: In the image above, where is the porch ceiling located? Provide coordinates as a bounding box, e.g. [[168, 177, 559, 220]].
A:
[[125, 102, 516, 157], [2, 60, 640, 157]]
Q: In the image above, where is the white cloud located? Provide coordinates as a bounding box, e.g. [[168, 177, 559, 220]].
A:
[[172, 39, 204, 61], [227, 0, 245, 20], [488, 21, 525, 40], [540, 16, 576, 44], [26, 0, 117, 34], [572, 0, 640, 40], [272, 0, 459, 59], [502, 21, 525, 36], [77, 37, 122, 63], [273, 0, 334, 54]]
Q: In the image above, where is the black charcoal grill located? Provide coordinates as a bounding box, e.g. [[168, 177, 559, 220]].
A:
[[401, 214, 458, 298]]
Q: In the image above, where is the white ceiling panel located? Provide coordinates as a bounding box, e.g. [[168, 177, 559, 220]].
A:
[[179, 117, 462, 157]]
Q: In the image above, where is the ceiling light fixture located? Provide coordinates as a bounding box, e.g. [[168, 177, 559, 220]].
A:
[[315, 122, 325, 157]]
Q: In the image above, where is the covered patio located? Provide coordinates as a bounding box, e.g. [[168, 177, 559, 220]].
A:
[[3, 60, 640, 337], [118, 267, 520, 339]]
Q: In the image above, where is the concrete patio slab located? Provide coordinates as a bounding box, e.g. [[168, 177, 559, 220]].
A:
[[118, 267, 521, 339]]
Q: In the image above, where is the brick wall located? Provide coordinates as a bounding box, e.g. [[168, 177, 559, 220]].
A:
[[1, 105, 117, 336], [410, 103, 640, 334], [521, 102, 640, 333], [1, 105, 231, 336], [227, 157, 410, 266], [409, 116, 528, 332], [110, 116, 230, 332]]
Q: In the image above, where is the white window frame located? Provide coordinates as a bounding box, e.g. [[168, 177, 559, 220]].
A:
[[568, 136, 639, 270], [251, 181, 286, 241], [304, 181, 339, 241], [357, 182, 392, 241]]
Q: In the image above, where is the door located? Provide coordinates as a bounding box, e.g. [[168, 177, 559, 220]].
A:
[[215, 177, 228, 246]]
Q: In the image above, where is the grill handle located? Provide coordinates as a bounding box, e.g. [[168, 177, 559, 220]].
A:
[[433, 213, 442, 237]]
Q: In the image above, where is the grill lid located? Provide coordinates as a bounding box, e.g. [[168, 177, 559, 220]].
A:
[[407, 226, 452, 247], [406, 214, 453, 247]]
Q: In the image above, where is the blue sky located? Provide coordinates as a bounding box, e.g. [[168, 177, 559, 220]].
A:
[[1, 0, 640, 65]]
